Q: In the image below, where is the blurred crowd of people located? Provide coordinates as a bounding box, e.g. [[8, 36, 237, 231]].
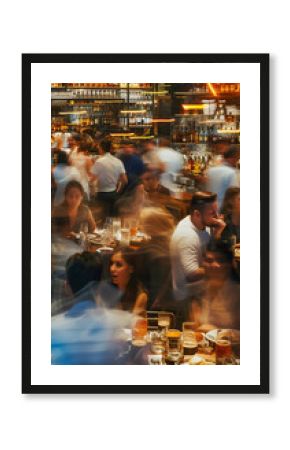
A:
[[51, 131, 240, 364]]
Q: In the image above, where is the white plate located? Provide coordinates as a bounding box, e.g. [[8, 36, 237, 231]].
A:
[[188, 355, 205, 365], [96, 246, 114, 253], [205, 329, 240, 345]]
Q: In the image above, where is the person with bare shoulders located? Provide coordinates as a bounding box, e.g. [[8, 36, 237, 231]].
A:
[[52, 180, 96, 238], [109, 246, 147, 316]]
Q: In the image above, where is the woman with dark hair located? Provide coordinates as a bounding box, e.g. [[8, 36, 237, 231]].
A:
[[109, 246, 147, 315], [52, 180, 96, 237], [220, 187, 240, 248]]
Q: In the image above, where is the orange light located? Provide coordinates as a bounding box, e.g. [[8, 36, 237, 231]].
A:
[[110, 133, 135, 137], [129, 135, 155, 140], [151, 118, 175, 123], [207, 83, 217, 97], [182, 104, 205, 111]]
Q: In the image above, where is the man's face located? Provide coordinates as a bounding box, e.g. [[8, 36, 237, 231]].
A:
[[123, 145, 134, 155], [200, 201, 218, 227]]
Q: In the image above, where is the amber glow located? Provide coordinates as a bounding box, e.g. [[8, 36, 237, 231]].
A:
[[110, 133, 135, 137], [207, 83, 217, 97], [151, 118, 175, 123], [182, 104, 205, 111], [120, 110, 147, 114]]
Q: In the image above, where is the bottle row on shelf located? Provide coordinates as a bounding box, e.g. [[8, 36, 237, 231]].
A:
[[51, 83, 152, 89], [51, 89, 155, 101], [173, 123, 240, 144]]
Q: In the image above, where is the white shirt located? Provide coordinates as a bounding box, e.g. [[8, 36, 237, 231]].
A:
[[170, 216, 211, 301], [206, 162, 239, 209], [156, 147, 184, 192], [91, 153, 126, 192]]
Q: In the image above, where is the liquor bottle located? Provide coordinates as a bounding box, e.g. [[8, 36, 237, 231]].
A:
[[195, 127, 200, 144], [201, 155, 206, 171]]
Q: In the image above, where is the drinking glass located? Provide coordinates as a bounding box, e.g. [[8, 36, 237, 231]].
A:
[[112, 218, 121, 240], [150, 331, 166, 357], [147, 312, 159, 332], [129, 218, 138, 238], [121, 218, 130, 245], [182, 322, 198, 358], [158, 312, 173, 337], [215, 329, 234, 365], [165, 329, 183, 365], [102, 218, 114, 245], [132, 314, 148, 347]]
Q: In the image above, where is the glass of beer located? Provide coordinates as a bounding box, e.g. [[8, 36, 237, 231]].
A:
[[215, 329, 233, 365], [147, 311, 159, 331], [112, 217, 121, 240], [158, 312, 173, 337], [165, 329, 183, 365], [150, 331, 166, 357], [132, 314, 148, 347], [129, 218, 138, 238], [182, 322, 198, 358]]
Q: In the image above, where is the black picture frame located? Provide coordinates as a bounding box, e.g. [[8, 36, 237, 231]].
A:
[[22, 53, 269, 394]]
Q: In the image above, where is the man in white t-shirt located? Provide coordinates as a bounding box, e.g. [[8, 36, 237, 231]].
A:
[[170, 191, 226, 312], [91, 139, 127, 217]]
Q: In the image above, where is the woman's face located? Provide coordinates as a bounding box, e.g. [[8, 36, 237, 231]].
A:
[[110, 252, 133, 288], [65, 187, 83, 209]]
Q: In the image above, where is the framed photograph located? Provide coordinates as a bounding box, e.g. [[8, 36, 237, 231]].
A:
[[22, 53, 269, 394]]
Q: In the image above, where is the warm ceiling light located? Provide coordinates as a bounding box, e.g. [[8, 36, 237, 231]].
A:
[[120, 110, 147, 114], [207, 83, 217, 97], [59, 110, 88, 115], [151, 118, 175, 123], [217, 129, 240, 134], [93, 100, 124, 104], [129, 135, 155, 140], [182, 104, 205, 111], [110, 133, 136, 137], [145, 91, 168, 95]]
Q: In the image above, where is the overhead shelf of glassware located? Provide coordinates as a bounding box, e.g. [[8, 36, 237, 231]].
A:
[[51, 83, 162, 132], [172, 83, 240, 146]]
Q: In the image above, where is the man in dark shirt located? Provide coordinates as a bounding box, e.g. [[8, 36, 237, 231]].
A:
[[119, 141, 146, 191]]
